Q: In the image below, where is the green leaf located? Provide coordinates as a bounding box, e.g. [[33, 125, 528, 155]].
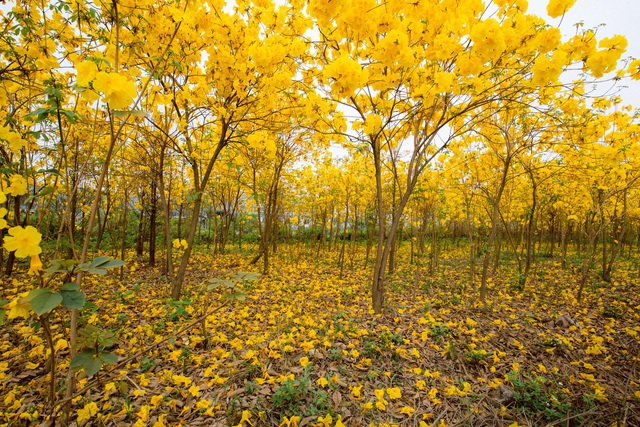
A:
[[100, 259, 126, 269], [30, 290, 62, 315], [70, 351, 92, 370], [25, 107, 52, 123], [61, 109, 83, 124], [224, 291, 247, 301], [61, 282, 80, 291], [60, 289, 85, 310], [100, 352, 118, 366], [79, 256, 125, 275], [38, 185, 55, 197], [82, 267, 108, 275], [71, 351, 102, 377], [26, 288, 50, 300], [89, 256, 111, 267], [99, 330, 117, 348], [35, 168, 61, 176], [44, 259, 79, 277], [241, 272, 261, 282]]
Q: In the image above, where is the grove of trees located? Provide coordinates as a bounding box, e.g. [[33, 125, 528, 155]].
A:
[[1, 0, 639, 425]]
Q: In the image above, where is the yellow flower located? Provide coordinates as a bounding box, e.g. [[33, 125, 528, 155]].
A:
[[75, 60, 99, 87], [400, 406, 415, 416], [93, 72, 137, 109], [189, 385, 200, 397], [233, 410, 253, 427], [0, 125, 25, 153], [137, 405, 150, 422], [316, 414, 332, 427], [351, 384, 362, 398], [54, 339, 69, 352], [28, 254, 43, 275], [279, 415, 300, 427], [150, 395, 164, 407], [361, 401, 373, 411], [4, 226, 42, 258], [152, 414, 166, 427], [299, 356, 310, 367], [0, 207, 8, 229], [546, 0, 577, 18], [77, 402, 99, 423], [317, 377, 328, 388], [428, 388, 441, 404], [196, 398, 211, 411], [5, 174, 27, 196], [386, 387, 402, 400], [4, 292, 31, 319]]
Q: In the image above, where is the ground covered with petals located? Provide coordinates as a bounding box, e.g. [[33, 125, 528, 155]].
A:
[[1, 245, 639, 426]]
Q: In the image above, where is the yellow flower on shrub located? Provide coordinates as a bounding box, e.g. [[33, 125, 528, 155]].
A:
[[4, 226, 42, 257], [0, 207, 7, 229], [28, 254, 43, 275], [93, 72, 137, 109], [5, 175, 27, 196], [4, 292, 31, 319]]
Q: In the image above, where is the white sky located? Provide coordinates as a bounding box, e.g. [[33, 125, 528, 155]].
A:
[[527, 0, 640, 108]]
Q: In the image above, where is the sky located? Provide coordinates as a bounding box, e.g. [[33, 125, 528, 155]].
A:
[[527, 0, 640, 108]]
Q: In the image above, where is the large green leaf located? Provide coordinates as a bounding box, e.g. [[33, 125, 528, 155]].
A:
[[71, 351, 102, 377], [38, 185, 55, 197], [79, 256, 126, 275], [60, 289, 85, 310], [100, 352, 118, 366], [224, 291, 247, 301], [61, 282, 80, 291], [30, 290, 62, 315], [44, 259, 79, 277], [100, 259, 126, 269]]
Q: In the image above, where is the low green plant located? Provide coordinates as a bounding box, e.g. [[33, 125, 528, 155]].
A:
[[2, 255, 125, 418], [506, 370, 572, 422], [272, 376, 310, 411], [464, 348, 491, 364]]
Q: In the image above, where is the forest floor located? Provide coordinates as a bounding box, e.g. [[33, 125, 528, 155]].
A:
[[1, 244, 639, 426]]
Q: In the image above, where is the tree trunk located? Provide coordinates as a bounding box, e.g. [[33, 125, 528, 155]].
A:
[[136, 193, 145, 257], [339, 198, 349, 277], [149, 181, 157, 266], [522, 176, 538, 289], [480, 156, 511, 303]]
